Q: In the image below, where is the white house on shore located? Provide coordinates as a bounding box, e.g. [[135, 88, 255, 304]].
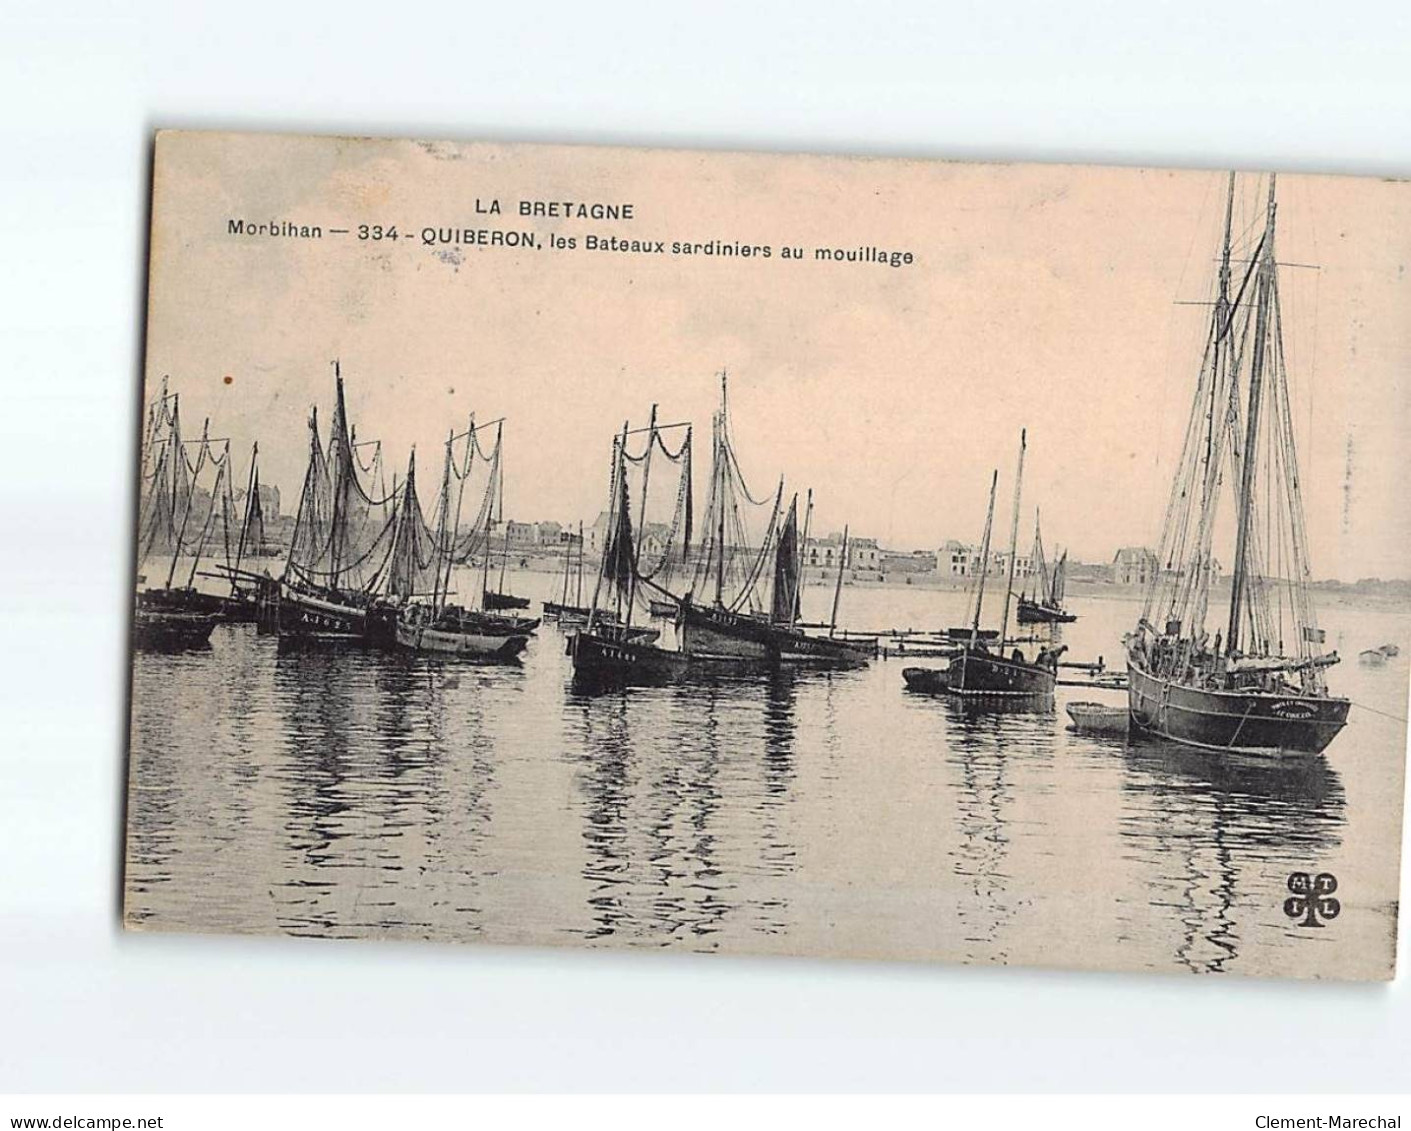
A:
[[936, 539, 1034, 579]]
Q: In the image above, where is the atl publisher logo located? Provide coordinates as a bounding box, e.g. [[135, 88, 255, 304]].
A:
[[1284, 872, 1341, 928]]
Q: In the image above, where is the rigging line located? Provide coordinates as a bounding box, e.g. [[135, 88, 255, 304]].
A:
[[1350, 700, 1409, 725]]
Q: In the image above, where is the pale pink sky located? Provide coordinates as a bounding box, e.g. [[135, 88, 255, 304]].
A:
[[145, 132, 1411, 580]]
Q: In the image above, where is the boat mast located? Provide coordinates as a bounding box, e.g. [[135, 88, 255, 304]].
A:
[[432, 427, 455, 612], [626, 403, 657, 628], [997, 429, 1027, 652], [713, 374, 728, 609], [1188, 173, 1238, 640], [575, 519, 584, 607], [497, 426, 509, 597], [969, 471, 1000, 647], [479, 422, 502, 613], [796, 488, 814, 626], [1227, 175, 1278, 658], [1026, 508, 1043, 603], [829, 524, 849, 637], [586, 425, 628, 634], [559, 522, 572, 607], [282, 406, 319, 585], [185, 441, 230, 589], [328, 362, 347, 590], [234, 442, 259, 575], [165, 417, 210, 589]]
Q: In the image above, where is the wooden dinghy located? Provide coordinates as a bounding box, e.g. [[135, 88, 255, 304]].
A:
[[1065, 701, 1130, 736]]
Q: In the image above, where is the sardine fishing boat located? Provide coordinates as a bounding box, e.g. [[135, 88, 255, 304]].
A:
[[382, 419, 537, 660], [262, 366, 399, 645], [570, 382, 871, 684], [1016, 510, 1076, 624], [1125, 174, 1348, 757], [567, 406, 701, 683], [133, 381, 242, 646], [903, 431, 1060, 703], [675, 379, 872, 670]]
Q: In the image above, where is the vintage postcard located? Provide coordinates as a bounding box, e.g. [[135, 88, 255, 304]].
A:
[[125, 130, 1410, 979]]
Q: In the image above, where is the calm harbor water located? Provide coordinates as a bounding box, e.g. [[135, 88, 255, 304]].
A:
[[125, 569, 1408, 978]]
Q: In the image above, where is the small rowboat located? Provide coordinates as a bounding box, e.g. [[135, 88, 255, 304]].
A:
[[901, 666, 949, 694], [1065, 701, 1129, 735], [1359, 648, 1389, 666]]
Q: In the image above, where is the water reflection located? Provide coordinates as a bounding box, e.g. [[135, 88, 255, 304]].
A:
[[124, 582, 1398, 978], [1117, 735, 1345, 973], [563, 674, 807, 948], [941, 706, 1058, 964]]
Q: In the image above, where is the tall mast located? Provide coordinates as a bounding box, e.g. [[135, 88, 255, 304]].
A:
[[328, 362, 348, 589], [586, 425, 628, 633], [283, 406, 318, 584], [478, 422, 502, 612], [829, 524, 848, 637], [433, 427, 456, 611], [1188, 173, 1239, 640], [560, 522, 572, 606], [497, 427, 508, 595], [1227, 175, 1278, 657], [969, 470, 1000, 646], [1027, 508, 1043, 602], [713, 374, 728, 608], [796, 488, 814, 625], [997, 429, 1027, 652], [626, 402, 657, 627], [575, 520, 584, 607], [185, 442, 229, 588], [234, 442, 259, 574], [165, 417, 210, 589]]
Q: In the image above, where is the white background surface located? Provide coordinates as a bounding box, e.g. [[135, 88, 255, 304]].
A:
[[2, 0, 1409, 1093]]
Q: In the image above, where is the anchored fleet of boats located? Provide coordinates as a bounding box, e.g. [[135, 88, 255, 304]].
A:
[[135, 173, 1373, 760]]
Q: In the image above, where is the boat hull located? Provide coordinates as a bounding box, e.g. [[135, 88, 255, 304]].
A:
[[901, 666, 949, 693], [1065, 700, 1129, 736], [395, 619, 528, 659], [568, 629, 695, 685], [1016, 598, 1076, 625], [137, 585, 256, 624], [905, 647, 1055, 702], [269, 585, 371, 646], [542, 600, 588, 622], [133, 608, 219, 651], [1126, 661, 1349, 756], [949, 647, 1056, 697], [678, 602, 872, 669], [483, 590, 531, 612], [568, 620, 855, 687]]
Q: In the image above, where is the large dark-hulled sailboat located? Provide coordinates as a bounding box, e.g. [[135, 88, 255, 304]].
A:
[[567, 408, 698, 683], [903, 430, 1062, 701], [262, 364, 399, 645], [384, 418, 538, 660], [1016, 510, 1076, 624], [1126, 174, 1348, 757], [133, 383, 230, 648], [675, 378, 872, 669], [569, 381, 871, 685]]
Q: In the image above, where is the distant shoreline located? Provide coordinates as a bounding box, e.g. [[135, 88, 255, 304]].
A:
[[231, 547, 1411, 611]]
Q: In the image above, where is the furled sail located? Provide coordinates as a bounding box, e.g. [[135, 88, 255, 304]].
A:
[[770, 494, 801, 626]]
